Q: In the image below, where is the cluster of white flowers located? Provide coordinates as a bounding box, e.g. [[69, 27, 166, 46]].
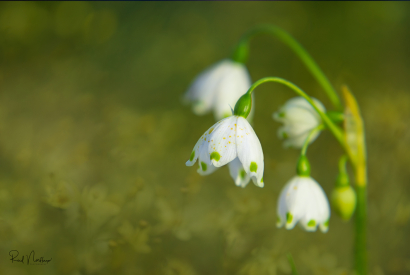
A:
[[185, 59, 330, 232]]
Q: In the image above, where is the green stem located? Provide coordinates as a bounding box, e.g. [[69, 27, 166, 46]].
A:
[[354, 158, 367, 274], [336, 155, 350, 187], [300, 125, 325, 156], [355, 185, 367, 274], [246, 77, 346, 150], [287, 253, 299, 275], [339, 155, 348, 174], [232, 24, 342, 110], [341, 85, 367, 273]]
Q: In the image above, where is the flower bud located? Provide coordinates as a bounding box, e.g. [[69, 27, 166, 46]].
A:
[[331, 185, 356, 221]]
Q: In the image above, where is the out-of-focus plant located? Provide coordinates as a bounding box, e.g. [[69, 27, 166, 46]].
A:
[[185, 25, 368, 274]]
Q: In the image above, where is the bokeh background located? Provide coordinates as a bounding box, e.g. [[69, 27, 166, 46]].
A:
[[0, 2, 409, 275]]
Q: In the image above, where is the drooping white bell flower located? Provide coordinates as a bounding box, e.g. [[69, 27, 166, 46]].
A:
[[186, 115, 264, 187], [184, 59, 252, 121], [273, 97, 325, 148], [276, 175, 330, 232]]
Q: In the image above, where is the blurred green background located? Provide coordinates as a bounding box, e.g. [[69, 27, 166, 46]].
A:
[[0, 2, 409, 275]]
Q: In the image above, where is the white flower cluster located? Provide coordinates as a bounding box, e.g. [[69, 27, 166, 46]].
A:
[[185, 60, 330, 233]]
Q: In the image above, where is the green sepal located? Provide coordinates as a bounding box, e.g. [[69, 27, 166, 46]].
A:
[[233, 93, 252, 118], [296, 155, 310, 177]]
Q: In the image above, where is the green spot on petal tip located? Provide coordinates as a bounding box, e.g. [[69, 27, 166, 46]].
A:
[[210, 151, 221, 162], [250, 162, 258, 173], [239, 169, 246, 179], [307, 219, 316, 227], [201, 162, 207, 171], [286, 212, 293, 223], [189, 151, 195, 162]]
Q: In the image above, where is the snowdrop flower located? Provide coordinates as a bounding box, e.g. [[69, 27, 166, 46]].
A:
[[273, 97, 325, 148], [277, 175, 330, 232], [184, 59, 252, 121], [186, 94, 264, 187]]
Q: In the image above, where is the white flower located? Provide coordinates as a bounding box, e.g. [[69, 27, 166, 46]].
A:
[[277, 176, 330, 232], [184, 59, 252, 121], [273, 97, 325, 148], [186, 115, 264, 187]]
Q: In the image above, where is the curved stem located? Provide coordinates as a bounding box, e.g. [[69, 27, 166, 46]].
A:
[[233, 24, 342, 110], [246, 77, 346, 150], [300, 125, 325, 156]]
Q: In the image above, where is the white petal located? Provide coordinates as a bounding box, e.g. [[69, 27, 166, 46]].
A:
[[184, 60, 233, 115], [213, 63, 251, 120], [236, 117, 264, 187], [278, 126, 321, 148], [284, 176, 310, 229], [299, 178, 330, 232], [278, 97, 325, 120], [185, 118, 228, 166], [273, 97, 325, 148], [277, 182, 291, 228], [196, 140, 218, 176], [207, 116, 238, 167], [228, 158, 251, 188]]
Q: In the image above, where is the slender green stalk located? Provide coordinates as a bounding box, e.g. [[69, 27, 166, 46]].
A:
[[232, 24, 342, 110], [339, 155, 348, 174], [246, 77, 346, 150], [287, 253, 299, 275], [355, 185, 367, 274], [354, 155, 367, 274], [300, 125, 325, 156], [342, 86, 367, 274]]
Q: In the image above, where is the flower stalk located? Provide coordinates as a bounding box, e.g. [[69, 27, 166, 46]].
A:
[[245, 77, 346, 151], [342, 86, 367, 274], [232, 24, 342, 110]]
